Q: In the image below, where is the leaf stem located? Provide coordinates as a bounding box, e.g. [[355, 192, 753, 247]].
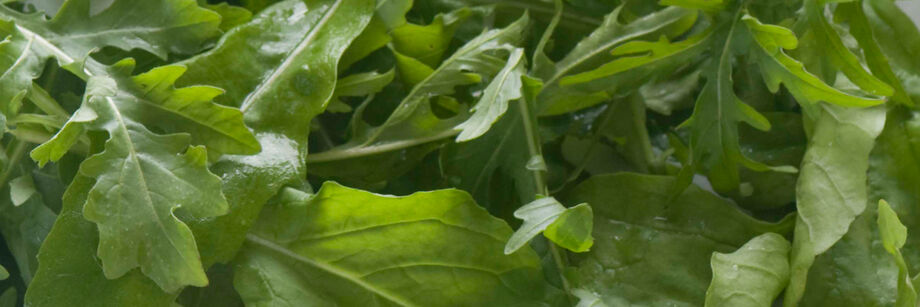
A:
[[517, 88, 573, 300], [27, 82, 69, 118], [307, 129, 459, 163], [0, 140, 29, 190]]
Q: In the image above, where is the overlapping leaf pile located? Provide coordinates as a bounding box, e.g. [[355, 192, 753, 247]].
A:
[[0, 0, 918, 306]]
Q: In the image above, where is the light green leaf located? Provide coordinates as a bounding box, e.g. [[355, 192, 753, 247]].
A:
[[544, 203, 594, 253], [573, 289, 608, 307], [391, 8, 470, 67], [505, 197, 594, 254], [204, 2, 253, 32], [704, 233, 790, 307], [455, 48, 525, 142], [234, 182, 552, 306], [0, 265, 6, 280], [537, 6, 697, 115], [784, 104, 886, 307], [741, 14, 884, 115], [8, 174, 35, 207], [75, 75, 229, 292], [560, 29, 712, 86], [660, 0, 727, 12], [878, 199, 918, 307], [562, 173, 793, 306]]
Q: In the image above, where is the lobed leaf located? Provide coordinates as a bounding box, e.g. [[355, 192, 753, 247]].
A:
[[704, 233, 791, 307]]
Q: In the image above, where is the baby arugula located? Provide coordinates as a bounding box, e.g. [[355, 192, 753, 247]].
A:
[[0, 0, 918, 306]]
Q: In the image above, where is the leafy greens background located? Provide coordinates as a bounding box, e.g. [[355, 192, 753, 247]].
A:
[[0, 0, 919, 306]]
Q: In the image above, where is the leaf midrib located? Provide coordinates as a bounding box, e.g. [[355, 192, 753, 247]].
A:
[[239, 0, 345, 112], [101, 96, 199, 276], [244, 233, 418, 307]]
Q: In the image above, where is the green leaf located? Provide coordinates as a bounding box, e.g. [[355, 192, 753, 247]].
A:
[[334, 69, 396, 98], [0, 177, 56, 285], [455, 48, 526, 142], [25, 175, 177, 306], [836, 1, 913, 106], [390, 8, 470, 67], [704, 233, 790, 307], [179, 0, 375, 161], [177, 0, 376, 271], [660, 0, 727, 12], [868, 107, 920, 273], [797, 107, 916, 306], [545, 203, 594, 253], [505, 197, 594, 254], [559, 29, 712, 86], [327, 69, 395, 113], [537, 6, 698, 115], [440, 76, 543, 214], [234, 182, 552, 306], [878, 199, 918, 307], [801, 0, 893, 97], [75, 75, 229, 292], [0, 288, 14, 307], [204, 2, 253, 32], [0, 0, 221, 63], [741, 14, 884, 115], [562, 173, 793, 306], [683, 16, 793, 193], [8, 174, 35, 207], [309, 13, 531, 179], [784, 104, 887, 307], [366, 13, 529, 144], [863, 0, 920, 76], [0, 265, 6, 280]]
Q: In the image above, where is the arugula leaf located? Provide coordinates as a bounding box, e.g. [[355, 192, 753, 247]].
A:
[[836, 1, 914, 106], [785, 104, 886, 306], [537, 6, 698, 115], [440, 76, 543, 213], [455, 48, 525, 142], [234, 182, 552, 306], [562, 173, 793, 306], [26, 175, 177, 306], [878, 199, 918, 307], [505, 196, 594, 254], [0, 175, 56, 285], [682, 11, 793, 193], [704, 233, 790, 307], [801, 0, 892, 97], [73, 74, 229, 292], [741, 14, 884, 115], [26, 0, 374, 302]]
